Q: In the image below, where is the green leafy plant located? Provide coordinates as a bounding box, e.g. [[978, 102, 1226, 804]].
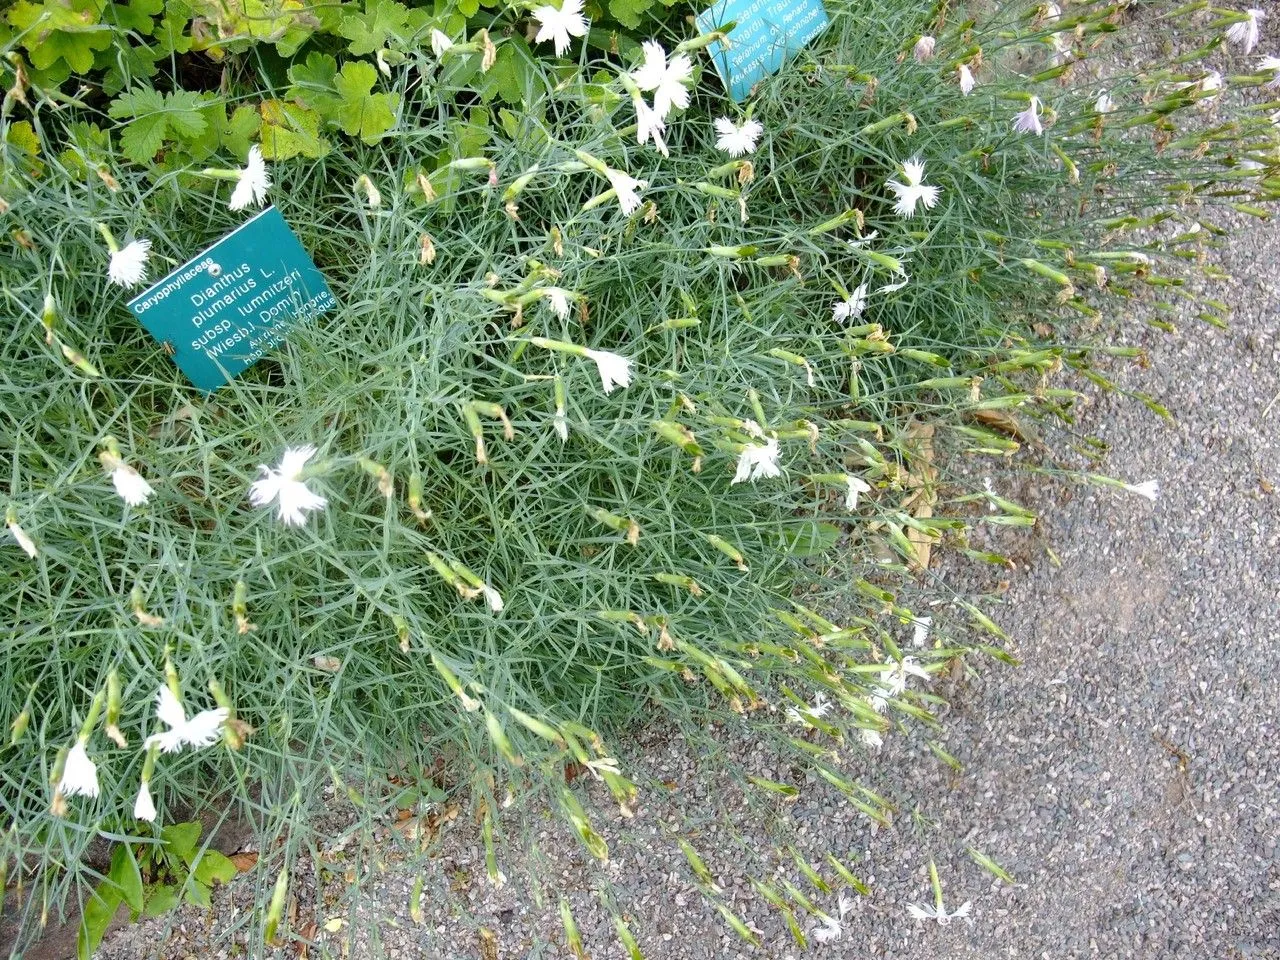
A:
[[76, 822, 238, 959]]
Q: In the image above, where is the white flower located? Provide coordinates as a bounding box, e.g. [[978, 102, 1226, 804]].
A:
[[531, 0, 588, 57], [1122, 479, 1159, 501], [544, 287, 572, 319], [879, 275, 910, 293], [631, 40, 693, 119], [845, 474, 871, 510], [860, 727, 884, 749], [229, 145, 271, 211], [1202, 70, 1223, 95], [1261, 55, 1280, 89], [553, 406, 569, 442], [911, 615, 932, 647], [634, 98, 669, 157], [832, 284, 868, 322], [1095, 92, 1115, 114], [812, 914, 844, 943], [60, 741, 99, 799], [878, 656, 931, 697], [582, 348, 633, 394], [7, 517, 36, 558], [913, 35, 936, 62], [101, 453, 155, 507], [1012, 96, 1044, 135], [1227, 9, 1263, 55], [605, 167, 647, 215], [907, 900, 973, 925], [249, 445, 328, 527], [482, 584, 504, 613], [143, 686, 229, 754], [732, 435, 781, 484], [887, 157, 941, 218], [108, 239, 151, 288], [958, 63, 975, 94], [714, 117, 763, 156], [785, 692, 833, 724], [133, 782, 156, 822], [430, 29, 453, 57]]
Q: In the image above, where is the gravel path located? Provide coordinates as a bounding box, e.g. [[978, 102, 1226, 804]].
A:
[[83, 209, 1280, 960]]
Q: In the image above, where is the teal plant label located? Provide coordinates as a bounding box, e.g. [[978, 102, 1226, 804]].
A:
[[696, 0, 829, 103], [127, 206, 336, 392]]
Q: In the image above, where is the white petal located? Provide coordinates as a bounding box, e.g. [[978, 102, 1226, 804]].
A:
[[134, 782, 157, 821], [8, 520, 37, 558], [277, 444, 319, 480], [631, 41, 669, 91], [173, 708, 229, 749], [155, 686, 187, 729], [60, 742, 100, 799], [482, 585, 504, 612], [958, 64, 975, 94], [275, 479, 328, 526], [906, 903, 935, 921], [583, 348, 632, 394], [111, 466, 154, 506], [911, 615, 932, 647], [144, 729, 187, 754], [108, 239, 152, 288], [845, 474, 871, 510]]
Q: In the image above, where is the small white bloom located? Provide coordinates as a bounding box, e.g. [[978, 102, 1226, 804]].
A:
[[878, 656, 931, 697], [845, 474, 871, 510], [1121, 479, 1159, 501], [604, 167, 647, 215], [631, 40, 693, 119], [1261, 55, 1280, 90], [482, 584, 504, 613], [553, 406, 569, 442], [111, 467, 154, 507], [531, 0, 588, 57], [860, 727, 884, 749], [229, 145, 271, 211], [879, 275, 910, 294], [732, 435, 782, 484], [887, 157, 941, 218], [1227, 9, 1263, 55], [1095, 92, 1115, 114], [1012, 96, 1044, 135], [544, 287, 572, 319], [911, 615, 932, 647], [634, 98, 669, 157], [832, 283, 868, 322], [430, 28, 453, 57], [133, 782, 156, 822], [60, 741, 99, 799], [846, 230, 879, 249], [144, 686, 229, 754], [811, 913, 844, 943], [785, 692, 833, 724], [913, 35, 936, 62], [1201, 70, 1224, 95], [101, 452, 155, 507], [907, 900, 973, 925], [7, 517, 37, 558], [958, 63, 975, 94], [249, 445, 328, 527], [108, 239, 151, 288], [582, 348, 633, 394], [714, 117, 764, 156]]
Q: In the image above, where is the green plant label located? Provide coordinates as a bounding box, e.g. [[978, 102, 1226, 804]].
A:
[[695, 0, 829, 103], [127, 207, 336, 392]]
